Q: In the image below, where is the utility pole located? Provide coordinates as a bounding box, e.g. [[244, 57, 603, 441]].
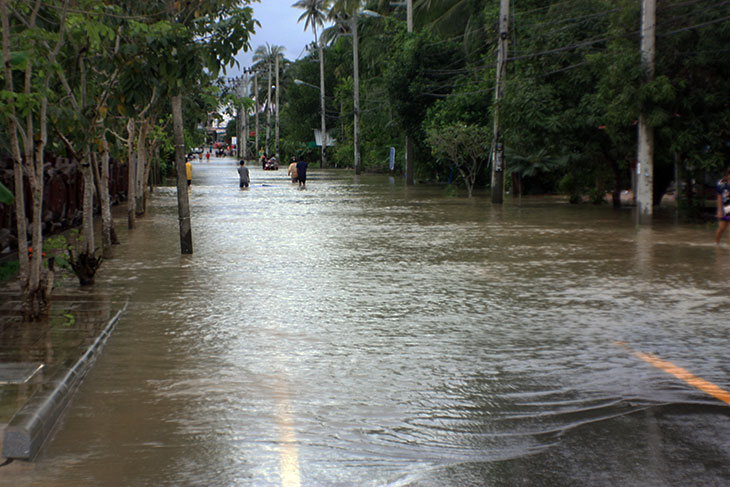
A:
[[407, 0, 413, 32], [275, 54, 280, 161], [636, 0, 656, 224], [491, 0, 509, 204], [237, 76, 242, 159], [405, 0, 414, 185], [242, 69, 249, 160], [316, 41, 327, 168], [353, 11, 361, 175], [254, 70, 260, 160], [492, 0, 509, 205]]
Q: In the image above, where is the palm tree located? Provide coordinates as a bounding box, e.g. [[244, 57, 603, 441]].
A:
[[414, 0, 486, 58], [253, 43, 285, 157], [293, 0, 329, 167]]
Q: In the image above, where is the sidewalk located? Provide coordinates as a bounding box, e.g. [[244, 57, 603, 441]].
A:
[[0, 275, 124, 462]]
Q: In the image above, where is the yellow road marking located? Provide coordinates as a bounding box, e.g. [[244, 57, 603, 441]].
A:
[[616, 341, 730, 405]]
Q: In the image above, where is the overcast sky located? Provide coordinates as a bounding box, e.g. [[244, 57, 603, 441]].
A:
[[228, 0, 325, 77]]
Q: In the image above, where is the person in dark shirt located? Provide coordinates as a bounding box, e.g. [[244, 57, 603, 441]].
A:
[[296, 159, 308, 189], [237, 160, 250, 188]]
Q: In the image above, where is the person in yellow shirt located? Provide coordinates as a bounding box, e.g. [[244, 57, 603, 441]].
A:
[[185, 160, 193, 186]]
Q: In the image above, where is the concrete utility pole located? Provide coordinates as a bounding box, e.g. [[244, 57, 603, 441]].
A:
[[353, 11, 361, 175], [407, 0, 413, 32], [636, 0, 656, 224], [405, 0, 414, 185], [491, 0, 509, 204], [275, 54, 280, 160], [236, 77, 241, 159], [317, 42, 327, 168], [242, 69, 249, 160], [254, 70, 260, 159]]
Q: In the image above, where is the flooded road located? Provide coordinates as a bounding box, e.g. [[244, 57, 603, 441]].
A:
[[4, 158, 730, 486]]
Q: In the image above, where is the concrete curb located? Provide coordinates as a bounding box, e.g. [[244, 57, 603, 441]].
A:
[[2, 303, 128, 460]]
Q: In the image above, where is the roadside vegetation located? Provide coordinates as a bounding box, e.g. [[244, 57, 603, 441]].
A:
[[0, 0, 256, 319], [272, 0, 730, 205]]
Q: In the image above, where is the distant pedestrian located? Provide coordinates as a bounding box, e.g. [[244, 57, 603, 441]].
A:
[[296, 159, 308, 189], [237, 160, 250, 188], [206, 151, 210, 162], [261, 153, 267, 170], [287, 157, 298, 183], [185, 160, 192, 186], [716, 166, 730, 244]]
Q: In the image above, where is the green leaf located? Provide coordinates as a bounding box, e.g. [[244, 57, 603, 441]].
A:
[[0, 182, 14, 204]]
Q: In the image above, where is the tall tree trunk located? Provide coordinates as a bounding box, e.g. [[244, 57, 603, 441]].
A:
[[275, 54, 280, 160], [2, 0, 29, 289], [72, 151, 102, 286], [95, 134, 114, 259], [171, 94, 193, 254], [24, 36, 45, 317], [81, 152, 95, 255], [28, 100, 46, 317], [353, 12, 361, 175], [126, 118, 136, 229], [135, 120, 148, 215], [254, 72, 259, 158]]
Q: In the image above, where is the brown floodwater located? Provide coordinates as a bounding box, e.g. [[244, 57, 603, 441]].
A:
[[3, 159, 730, 486]]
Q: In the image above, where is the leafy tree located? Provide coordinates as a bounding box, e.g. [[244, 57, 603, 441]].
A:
[[384, 28, 463, 180], [1, 0, 68, 317], [426, 123, 489, 197]]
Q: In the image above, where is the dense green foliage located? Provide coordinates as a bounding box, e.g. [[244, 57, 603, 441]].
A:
[[273, 0, 730, 204]]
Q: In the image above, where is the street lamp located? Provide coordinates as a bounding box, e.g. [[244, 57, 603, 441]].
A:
[[294, 79, 318, 89]]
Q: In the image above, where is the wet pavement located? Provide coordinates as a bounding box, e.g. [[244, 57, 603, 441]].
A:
[[1, 157, 730, 486]]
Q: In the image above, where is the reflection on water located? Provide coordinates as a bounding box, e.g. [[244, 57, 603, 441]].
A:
[[0, 288, 113, 422], [4, 159, 730, 486]]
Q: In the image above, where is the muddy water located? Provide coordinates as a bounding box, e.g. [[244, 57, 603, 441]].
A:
[[4, 159, 730, 486]]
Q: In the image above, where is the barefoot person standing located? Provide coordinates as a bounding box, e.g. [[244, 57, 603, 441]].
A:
[[715, 167, 730, 244]]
